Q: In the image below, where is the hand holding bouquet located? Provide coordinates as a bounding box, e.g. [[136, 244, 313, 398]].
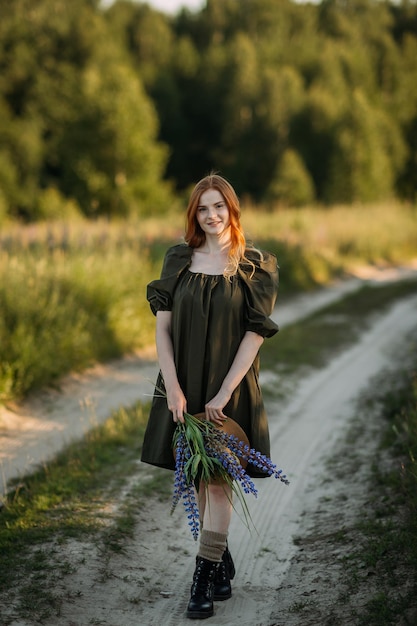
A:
[[171, 412, 289, 540]]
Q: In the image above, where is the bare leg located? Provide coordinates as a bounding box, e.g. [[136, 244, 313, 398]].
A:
[[197, 481, 207, 527], [198, 481, 233, 534]]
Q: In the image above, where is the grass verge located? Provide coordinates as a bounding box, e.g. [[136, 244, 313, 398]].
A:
[[342, 348, 417, 625], [260, 278, 417, 392], [0, 402, 171, 623]]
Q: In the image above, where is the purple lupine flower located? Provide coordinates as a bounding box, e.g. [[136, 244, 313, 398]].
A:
[[171, 412, 289, 539], [214, 430, 289, 485], [205, 442, 258, 497], [183, 486, 200, 540], [171, 432, 189, 514]]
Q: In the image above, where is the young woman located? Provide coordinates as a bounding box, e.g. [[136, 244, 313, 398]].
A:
[[141, 174, 279, 619]]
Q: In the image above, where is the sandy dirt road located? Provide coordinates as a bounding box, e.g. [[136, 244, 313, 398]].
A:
[[1, 265, 417, 626]]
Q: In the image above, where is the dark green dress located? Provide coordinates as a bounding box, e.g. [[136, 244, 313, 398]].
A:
[[141, 243, 279, 478]]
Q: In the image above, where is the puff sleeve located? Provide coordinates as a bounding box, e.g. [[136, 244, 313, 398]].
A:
[[238, 250, 279, 338], [147, 244, 192, 315]]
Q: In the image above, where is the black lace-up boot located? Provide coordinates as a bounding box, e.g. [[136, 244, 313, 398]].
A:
[[213, 546, 235, 600], [186, 557, 219, 619]]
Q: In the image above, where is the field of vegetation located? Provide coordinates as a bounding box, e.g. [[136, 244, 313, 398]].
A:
[[1, 201, 416, 403]]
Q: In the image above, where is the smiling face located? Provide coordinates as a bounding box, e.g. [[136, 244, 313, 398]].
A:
[[196, 188, 230, 239]]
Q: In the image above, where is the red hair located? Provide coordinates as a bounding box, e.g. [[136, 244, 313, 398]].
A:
[[185, 174, 251, 278]]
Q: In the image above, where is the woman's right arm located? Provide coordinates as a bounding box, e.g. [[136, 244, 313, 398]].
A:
[[155, 311, 187, 423]]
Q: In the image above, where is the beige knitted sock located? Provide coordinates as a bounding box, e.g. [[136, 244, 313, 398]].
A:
[[197, 530, 228, 563]]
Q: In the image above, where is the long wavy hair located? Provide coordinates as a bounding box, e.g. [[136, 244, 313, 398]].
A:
[[185, 174, 259, 278]]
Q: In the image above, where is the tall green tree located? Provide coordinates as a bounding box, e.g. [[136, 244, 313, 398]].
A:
[[325, 89, 406, 203], [0, 0, 171, 219]]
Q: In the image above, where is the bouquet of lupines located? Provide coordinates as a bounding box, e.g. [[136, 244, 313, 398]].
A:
[[171, 412, 289, 540]]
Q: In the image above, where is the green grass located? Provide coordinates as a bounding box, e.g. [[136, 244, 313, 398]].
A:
[[260, 279, 417, 388], [353, 358, 417, 624], [0, 402, 171, 603], [0, 399, 173, 622], [0, 221, 158, 401], [1, 202, 416, 402]]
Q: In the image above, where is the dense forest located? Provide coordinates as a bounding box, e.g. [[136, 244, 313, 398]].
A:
[[1, 0, 417, 220]]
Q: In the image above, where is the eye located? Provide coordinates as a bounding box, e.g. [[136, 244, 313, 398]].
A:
[[198, 207, 207, 213]]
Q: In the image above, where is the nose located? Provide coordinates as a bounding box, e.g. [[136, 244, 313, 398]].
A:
[[207, 206, 217, 217]]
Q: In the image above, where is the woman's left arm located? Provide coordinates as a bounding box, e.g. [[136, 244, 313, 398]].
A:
[[204, 331, 264, 425]]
